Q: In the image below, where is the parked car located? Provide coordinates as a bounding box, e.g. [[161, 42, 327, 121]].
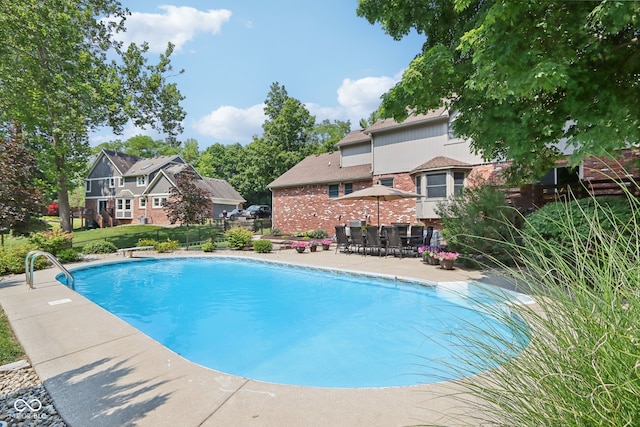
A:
[[226, 208, 244, 219], [242, 205, 272, 219]]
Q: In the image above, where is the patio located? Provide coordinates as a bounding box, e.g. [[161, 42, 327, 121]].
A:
[[0, 249, 510, 426]]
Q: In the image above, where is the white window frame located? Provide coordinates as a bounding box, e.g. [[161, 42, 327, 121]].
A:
[[152, 196, 167, 208], [136, 175, 147, 187], [118, 177, 124, 187], [139, 196, 147, 208], [85, 180, 91, 193], [116, 198, 133, 219], [109, 177, 115, 188]]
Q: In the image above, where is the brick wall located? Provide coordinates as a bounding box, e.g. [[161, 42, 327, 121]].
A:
[[272, 174, 424, 236]]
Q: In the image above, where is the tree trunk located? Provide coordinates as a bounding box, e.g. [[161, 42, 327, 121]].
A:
[[58, 181, 72, 233], [54, 140, 72, 233]]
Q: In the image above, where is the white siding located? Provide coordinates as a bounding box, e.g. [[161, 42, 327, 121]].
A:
[[341, 142, 371, 167]]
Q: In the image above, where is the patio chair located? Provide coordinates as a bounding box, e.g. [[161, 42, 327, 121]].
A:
[[349, 226, 365, 254], [385, 226, 405, 258], [424, 226, 434, 247], [365, 226, 384, 256], [334, 225, 351, 254], [408, 225, 424, 255]]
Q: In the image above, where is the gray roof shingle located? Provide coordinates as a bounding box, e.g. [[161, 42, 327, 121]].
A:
[[268, 151, 372, 189], [410, 156, 472, 173]]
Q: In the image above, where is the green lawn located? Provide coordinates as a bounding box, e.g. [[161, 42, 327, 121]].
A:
[[0, 306, 25, 365]]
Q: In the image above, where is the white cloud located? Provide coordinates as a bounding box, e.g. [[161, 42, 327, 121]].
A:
[[109, 6, 232, 53], [193, 104, 265, 144], [336, 76, 397, 123]]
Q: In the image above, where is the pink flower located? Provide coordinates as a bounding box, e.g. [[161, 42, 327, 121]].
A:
[[438, 251, 459, 261]]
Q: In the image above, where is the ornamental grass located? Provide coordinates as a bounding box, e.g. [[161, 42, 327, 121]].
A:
[[434, 181, 640, 426]]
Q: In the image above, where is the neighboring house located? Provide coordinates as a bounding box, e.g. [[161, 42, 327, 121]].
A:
[[84, 149, 245, 227], [269, 109, 639, 234]]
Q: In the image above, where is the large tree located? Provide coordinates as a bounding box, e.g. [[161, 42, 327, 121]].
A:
[[312, 119, 351, 153], [0, 0, 186, 232], [357, 0, 640, 181], [243, 82, 316, 204], [0, 125, 44, 237]]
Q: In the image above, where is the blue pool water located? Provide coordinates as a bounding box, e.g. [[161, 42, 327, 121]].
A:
[[63, 257, 530, 388]]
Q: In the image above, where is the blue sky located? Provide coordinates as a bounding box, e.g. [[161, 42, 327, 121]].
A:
[[91, 1, 424, 149]]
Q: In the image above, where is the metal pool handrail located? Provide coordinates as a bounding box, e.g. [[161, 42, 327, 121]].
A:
[[25, 250, 75, 289]]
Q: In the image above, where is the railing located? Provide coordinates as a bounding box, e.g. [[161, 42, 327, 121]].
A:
[[506, 177, 640, 213], [25, 250, 74, 290]]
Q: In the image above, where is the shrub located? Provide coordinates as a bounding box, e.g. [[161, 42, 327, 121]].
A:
[[521, 196, 639, 258], [28, 229, 72, 255], [47, 201, 59, 215], [445, 187, 640, 426], [82, 241, 118, 254], [0, 243, 46, 275], [155, 239, 179, 253], [305, 229, 328, 239], [201, 239, 215, 252], [436, 182, 516, 267], [225, 228, 254, 250], [253, 239, 273, 253], [137, 238, 158, 247], [56, 248, 82, 263]]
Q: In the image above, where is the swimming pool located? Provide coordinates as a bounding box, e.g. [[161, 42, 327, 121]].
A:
[[62, 257, 530, 388]]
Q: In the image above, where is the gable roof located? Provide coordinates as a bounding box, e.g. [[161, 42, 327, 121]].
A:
[[145, 163, 245, 203], [335, 129, 371, 148], [366, 108, 449, 134], [124, 155, 183, 177], [85, 149, 142, 178], [268, 151, 372, 189], [410, 156, 472, 174], [200, 178, 246, 203], [102, 150, 141, 174]]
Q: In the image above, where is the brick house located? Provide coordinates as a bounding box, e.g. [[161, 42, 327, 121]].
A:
[[268, 109, 639, 235], [84, 149, 245, 227]]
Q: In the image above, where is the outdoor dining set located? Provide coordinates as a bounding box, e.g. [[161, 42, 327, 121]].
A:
[[334, 223, 440, 258]]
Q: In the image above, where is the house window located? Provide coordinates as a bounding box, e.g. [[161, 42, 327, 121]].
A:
[[453, 172, 465, 195], [152, 197, 167, 208], [426, 173, 447, 198], [116, 198, 133, 219], [85, 180, 91, 193], [539, 166, 580, 190], [139, 196, 147, 208], [344, 183, 353, 195], [328, 184, 339, 198], [109, 178, 115, 188], [379, 178, 394, 187], [118, 177, 124, 187], [136, 176, 147, 187], [415, 176, 422, 195]]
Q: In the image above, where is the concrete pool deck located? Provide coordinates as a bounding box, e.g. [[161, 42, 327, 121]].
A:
[[0, 248, 511, 426]]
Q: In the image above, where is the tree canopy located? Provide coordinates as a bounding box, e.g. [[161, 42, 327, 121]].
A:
[[163, 168, 210, 228], [357, 0, 640, 181], [0, 127, 44, 236], [0, 0, 185, 231]]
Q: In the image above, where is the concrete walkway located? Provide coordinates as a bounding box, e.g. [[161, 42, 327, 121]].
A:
[[0, 249, 508, 426]]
